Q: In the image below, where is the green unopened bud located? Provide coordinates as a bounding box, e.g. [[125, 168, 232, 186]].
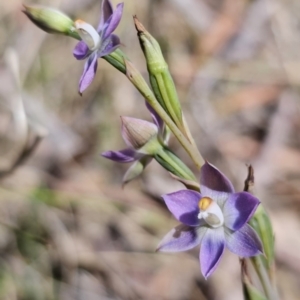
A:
[[154, 147, 196, 181], [23, 5, 80, 39], [133, 16, 184, 134]]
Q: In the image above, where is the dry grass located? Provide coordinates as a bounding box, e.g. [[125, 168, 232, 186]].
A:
[[0, 0, 299, 299]]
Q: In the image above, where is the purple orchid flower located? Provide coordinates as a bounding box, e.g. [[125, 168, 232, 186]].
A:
[[102, 103, 168, 184], [73, 0, 124, 94], [157, 161, 263, 279]]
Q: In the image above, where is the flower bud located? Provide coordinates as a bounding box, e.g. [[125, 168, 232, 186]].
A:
[[23, 5, 79, 39], [121, 116, 158, 150], [133, 16, 184, 134]]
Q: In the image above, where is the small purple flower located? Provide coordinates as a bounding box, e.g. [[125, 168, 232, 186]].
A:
[[102, 103, 168, 184], [157, 162, 263, 279], [73, 0, 124, 94]]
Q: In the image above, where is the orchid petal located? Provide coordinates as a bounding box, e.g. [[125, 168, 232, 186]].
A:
[[98, 0, 114, 32], [102, 3, 124, 39], [78, 53, 98, 94], [73, 41, 89, 60], [162, 190, 202, 226], [225, 224, 263, 257], [101, 148, 137, 163], [223, 192, 260, 231], [122, 155, 152, 184], [98, 34, 120, 57], [200, 227, 225, 279], [200, 162, 234, 207], [157, 224, 205, 252]]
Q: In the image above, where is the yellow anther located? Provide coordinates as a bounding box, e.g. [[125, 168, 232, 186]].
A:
[[74, 19, 85, 26], [198, 197, 213, 211]]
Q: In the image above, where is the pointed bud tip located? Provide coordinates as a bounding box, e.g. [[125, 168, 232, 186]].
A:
[[120, 115, 134, 125], [133, 15, 146, 33], [120, 116, 131, 129]]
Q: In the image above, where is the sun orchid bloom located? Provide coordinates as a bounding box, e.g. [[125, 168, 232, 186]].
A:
[[157, 162, 263, 279], [73, 0, 124, 94], [102, 103, 168, 184]]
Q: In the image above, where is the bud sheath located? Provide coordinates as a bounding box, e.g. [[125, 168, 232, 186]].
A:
[[23, 5, 79, 39], [133, 16, 184, 133]]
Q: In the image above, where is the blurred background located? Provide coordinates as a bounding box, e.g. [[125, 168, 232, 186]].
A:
[[0, 0, 299, 299]]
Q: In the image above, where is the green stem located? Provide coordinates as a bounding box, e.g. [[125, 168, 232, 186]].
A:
[[251, 256, 279, 300], [182, 114, 199, 150], [102, 48, 204, 170], [146, 92, 204, 169], [125, 59, 205, 169]]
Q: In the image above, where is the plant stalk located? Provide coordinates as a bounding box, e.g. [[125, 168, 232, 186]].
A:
[[125, 59, 204, 169]]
